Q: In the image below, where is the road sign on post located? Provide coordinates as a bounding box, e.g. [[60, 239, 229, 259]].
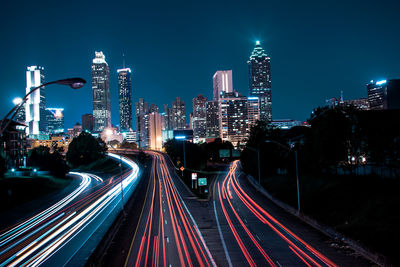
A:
[[191, 173, 197, 189], [198, 178, 207, 186]]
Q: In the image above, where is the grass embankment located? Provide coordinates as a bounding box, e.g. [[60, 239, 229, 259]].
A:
[[0, 176, 71, 212], [261, 174, 400, 263]]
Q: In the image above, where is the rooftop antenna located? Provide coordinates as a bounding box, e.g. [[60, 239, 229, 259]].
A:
[[122, 53, 126, 69], [340, 90, 344, 103]]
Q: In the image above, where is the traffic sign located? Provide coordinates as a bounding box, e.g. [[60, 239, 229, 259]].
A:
[[180, 166, 185, 171], [198, 178, 207, 186], [191, 173, 197, 180]]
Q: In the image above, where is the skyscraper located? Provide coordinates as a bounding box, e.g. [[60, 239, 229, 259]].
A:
[[192, 94, 208, 142], [92, 51, 111, 132], [367, 79, 400, 110], [206, 101, 219, 139], [118, 68, 132, 132], [149, 111, 162, 151], [367, 80, 386, 110], [170, 97, 185, 130], [248, 41, 272, 122], [219, 91, 248, 146], [213, 70, 233, 101], [46, 108, 64, 134], [247, 96, 260, 131], [135, 98, 150, 149], [25, 66, 46, 136]]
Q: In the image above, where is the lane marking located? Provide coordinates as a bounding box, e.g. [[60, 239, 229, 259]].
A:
[[165, 220, 167, 225], [213, 199, 233, 267], [167, 237, 169, 243]]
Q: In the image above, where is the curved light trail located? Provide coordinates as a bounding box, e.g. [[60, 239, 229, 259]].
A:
[[0, 153, 139, 266], [215, 160, 338, 267]]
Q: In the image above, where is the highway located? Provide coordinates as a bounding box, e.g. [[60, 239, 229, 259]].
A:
[[124, 151, 215, 267], [213, 160, 339, 267], [0, 153, 139, 267]]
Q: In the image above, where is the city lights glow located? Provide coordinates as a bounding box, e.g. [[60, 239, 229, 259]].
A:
[[12, 97, 22, 105], [376, 80, 387, 85]]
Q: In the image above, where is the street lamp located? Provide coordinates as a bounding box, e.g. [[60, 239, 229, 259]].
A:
[[0, 77, 86, 136]]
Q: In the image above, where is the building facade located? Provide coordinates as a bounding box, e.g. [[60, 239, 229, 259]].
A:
[[118, 68, 132, 131], [219, 91, 248, 146], [206, 101, 220, 139], [82, 113, 94, 132], [192, 95, 208, 142], [0, 120, 27, 168], [247, 96, 260, 131], [92, 51, 111, 132], [170, 97, 185, 130], [248, 41, 272, 122], [367, 80, 386, 110], [213, 70, 233, 101], [135, 98, 150, 149], [149, 112, 162, 151], [25, 66, 46, 136], [46, 108, 64, 134]]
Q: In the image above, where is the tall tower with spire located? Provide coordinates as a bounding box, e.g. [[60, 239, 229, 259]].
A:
[[248, 41, 272, 122], [92, 51, 111, 132]]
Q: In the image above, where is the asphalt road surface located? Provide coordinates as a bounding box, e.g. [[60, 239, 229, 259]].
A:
[[211, 160, 371, 267], [123, 151, 215, 267], [0, 153, 140, 266]]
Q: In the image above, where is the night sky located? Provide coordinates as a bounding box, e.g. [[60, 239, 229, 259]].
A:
[[1, 0, 400, 129]]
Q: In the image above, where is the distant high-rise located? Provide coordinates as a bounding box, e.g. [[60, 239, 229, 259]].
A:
[[82, 113, 94, 132], [213, 70, 233, 101], [248, 41, 272, 122], [46, 108, 64, 134], [247, 97, 260, 130], [135, 98, 150, 149], [26, 66, 46, 136], [117, 68, 132, 132], [192, 95, 208, 141], [219, 91, 248, 146], [171, 97, 185, 130], [13, 98, 25, 124], [206, 101, 219, 139], [367, 79, 400, 110], [149, 112, 162, 151], [92, 51, 111, 132]]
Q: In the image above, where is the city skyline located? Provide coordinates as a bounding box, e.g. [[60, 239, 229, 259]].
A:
[[1, 0, 400, 129]]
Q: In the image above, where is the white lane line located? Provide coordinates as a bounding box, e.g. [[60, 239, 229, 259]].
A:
[[165, 220, 167, 225], [276, 260, 282, 267], [244, 218, 247, 224], [213, 200, 233, 267], [166, 237, 169, 243], [164, 156, 217, 267], [255, 234, 261, 241]]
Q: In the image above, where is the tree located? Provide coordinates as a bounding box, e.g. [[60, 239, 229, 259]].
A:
[[120, 140, 138, 149], [27, 146, 69, 178], [28, 146, 51, 170], [66, 132, 106, 167]]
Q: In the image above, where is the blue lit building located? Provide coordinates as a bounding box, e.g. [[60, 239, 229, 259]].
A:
[[248, 41, 272, 122]]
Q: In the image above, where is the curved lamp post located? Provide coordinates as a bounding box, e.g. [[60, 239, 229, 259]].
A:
[[0, 78, 86, 136]]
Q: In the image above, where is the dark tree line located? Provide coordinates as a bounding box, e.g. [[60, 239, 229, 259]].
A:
[[27, 146, 69, 178], [164, 138, 234, 172], [66, 132, 107, 167], [241, 105, 400, 179]]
